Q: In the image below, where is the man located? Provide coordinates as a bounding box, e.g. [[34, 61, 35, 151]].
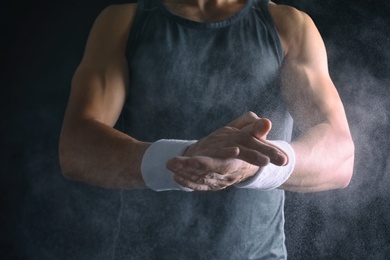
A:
[[59, 0, 354, 258]]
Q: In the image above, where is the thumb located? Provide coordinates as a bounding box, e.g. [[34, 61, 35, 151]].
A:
[[227, 111, 259, 129], [241, 118, 272, 139]]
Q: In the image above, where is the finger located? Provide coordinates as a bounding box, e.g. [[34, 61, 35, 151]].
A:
[[174, 169, 205, 184], [241, 118, 272, 139], [173, 156, 250, 187], [172, 165, 211, 190], [166, 156, 187, 172], [169, 157, 214, 184], [167, 156, 208, 174], [242, 140, 288, 166], [170, 156, 229, 178], [227, 111, 259, 129], [252, 118, 272, 139], [201, 146, 240, 159], [235, 146, 270, 166], [264, 142, 289, 166], [186, 156, 231, 175], [237, 122, 288, 166], [168, 156, 220, 175], [173, 157, 249, 189]]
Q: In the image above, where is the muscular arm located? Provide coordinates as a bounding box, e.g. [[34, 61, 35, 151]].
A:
[[59, 4, 149, 189], [270, 4, 355, 192], [170, 5, 355, 193]]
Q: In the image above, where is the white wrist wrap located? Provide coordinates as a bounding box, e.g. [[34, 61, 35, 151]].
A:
[[141, 139, 197, 192], [235, 140, 296, 190]]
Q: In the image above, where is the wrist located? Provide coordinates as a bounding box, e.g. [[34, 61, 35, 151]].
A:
[[240, 163, 260, 183], [182, 142, 196, 157], [235, 140, 295, 190], [141, 139, 197, 192]]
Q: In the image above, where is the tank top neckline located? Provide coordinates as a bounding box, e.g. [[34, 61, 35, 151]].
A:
[[156, 0, 254, 29]]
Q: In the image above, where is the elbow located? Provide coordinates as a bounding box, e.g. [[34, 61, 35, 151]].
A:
[[59, 147, 74, 181], [336, 135, 355, 189], [337, 161, 353, 189], [59, 137, 80, 181]]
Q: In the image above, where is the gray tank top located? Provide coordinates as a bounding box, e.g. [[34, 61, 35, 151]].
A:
[[115, 0, 293, 258]]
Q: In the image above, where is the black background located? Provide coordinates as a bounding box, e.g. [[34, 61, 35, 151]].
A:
[[2, 0, 390, 259]]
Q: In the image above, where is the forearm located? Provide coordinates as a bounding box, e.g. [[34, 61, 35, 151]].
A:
[[279, 122, 354, 192], [59, 118, 149, 189]]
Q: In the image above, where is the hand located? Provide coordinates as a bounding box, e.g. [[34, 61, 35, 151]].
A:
[[184, 112, 287, 166], [168, 156, 259, 191], [166, 112, 289, 191]]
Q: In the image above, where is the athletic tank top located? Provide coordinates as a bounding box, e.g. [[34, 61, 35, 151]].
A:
[[115, 0, 293, 259]]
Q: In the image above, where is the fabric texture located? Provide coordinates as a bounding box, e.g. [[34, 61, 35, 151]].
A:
[[115, 0, 293, 258], [141, 139, 196, 191], [235, 140, 296, 190]]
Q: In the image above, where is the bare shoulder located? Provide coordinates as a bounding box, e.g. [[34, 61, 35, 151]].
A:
[[269, 3, 316, 55], [90, 3, 137, 44], [82, 4, 138, 63], [99, 3, 137, 19]]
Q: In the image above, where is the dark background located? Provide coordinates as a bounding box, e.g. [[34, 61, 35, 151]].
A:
[[1, 0, 390, 259]]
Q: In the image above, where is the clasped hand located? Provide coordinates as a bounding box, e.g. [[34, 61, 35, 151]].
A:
[[166, 112, 288, 191]]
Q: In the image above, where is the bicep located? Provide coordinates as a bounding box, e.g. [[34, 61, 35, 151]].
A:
[[280, 11, 349, 133], [67, 60, 128, 127], [64, 5, 135, 127]]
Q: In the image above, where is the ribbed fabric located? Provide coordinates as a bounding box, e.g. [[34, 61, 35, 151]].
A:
[[115, 0, 293, 258]]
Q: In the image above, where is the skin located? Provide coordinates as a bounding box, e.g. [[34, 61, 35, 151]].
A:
[[59, 0, 354, 192], [168, 116, 287, 190]]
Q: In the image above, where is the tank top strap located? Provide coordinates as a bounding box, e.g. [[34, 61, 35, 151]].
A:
[[126, 0, 160, 61], [253, 0, 284, 63]]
